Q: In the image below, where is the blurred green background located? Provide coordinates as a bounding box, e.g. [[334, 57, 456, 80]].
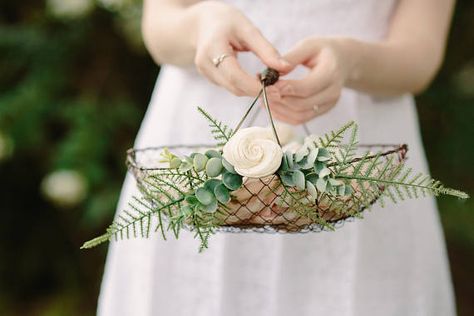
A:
[[0, 0, 472, 315]]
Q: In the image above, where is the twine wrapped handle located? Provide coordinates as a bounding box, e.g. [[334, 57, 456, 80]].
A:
[[233, 68, 282, 145]]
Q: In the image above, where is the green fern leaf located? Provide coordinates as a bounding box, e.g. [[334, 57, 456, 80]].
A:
[[317, 121, 355, 148], [197, 106, 234, 147]]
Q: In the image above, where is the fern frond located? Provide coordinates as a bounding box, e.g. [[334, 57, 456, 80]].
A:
[[333, 123, 359, 173], [81, 193, 185, 249], [317, 121, 355, 148], [337, 166, 469, 200], [197, 106, 233, 147]]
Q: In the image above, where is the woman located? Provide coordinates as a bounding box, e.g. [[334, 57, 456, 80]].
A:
[[99, 0, 456, 315]]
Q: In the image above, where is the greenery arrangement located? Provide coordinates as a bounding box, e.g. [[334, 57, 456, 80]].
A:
[[82, 107, 468, 252]]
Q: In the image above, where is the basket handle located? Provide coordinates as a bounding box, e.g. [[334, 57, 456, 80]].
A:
[[233, 68, 282, 146]]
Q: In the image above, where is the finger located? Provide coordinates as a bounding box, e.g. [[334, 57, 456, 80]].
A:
[[265, 101, 334, 125], [277, 85, 341, 113], [217, 55, 262, 95], [202, 41, 262, 96], [273, 63, 333, 98], [282, 39, 323, 67], [237, 26, 293, 73]]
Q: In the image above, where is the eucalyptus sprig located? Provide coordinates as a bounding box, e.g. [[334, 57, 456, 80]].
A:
[[278, 137, 353, 201]]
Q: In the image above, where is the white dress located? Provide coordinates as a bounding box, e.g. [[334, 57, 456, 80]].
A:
[[98, 1, 456, 315]]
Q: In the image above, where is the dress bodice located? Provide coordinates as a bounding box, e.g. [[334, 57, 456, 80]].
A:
[[224, 0, 398, 52]]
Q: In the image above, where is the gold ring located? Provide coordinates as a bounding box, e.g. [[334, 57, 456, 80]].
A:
[[313, 105, 320, 113], [212, 53, 230, 68]]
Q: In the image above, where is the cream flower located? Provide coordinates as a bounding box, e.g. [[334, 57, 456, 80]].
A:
[[223, 127, 283, 178]]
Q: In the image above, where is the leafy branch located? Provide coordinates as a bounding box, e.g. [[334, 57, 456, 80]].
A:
[[197, 106, 233, 147]]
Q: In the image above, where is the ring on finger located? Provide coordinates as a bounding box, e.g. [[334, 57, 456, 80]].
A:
[[212, 53, 230, 68]]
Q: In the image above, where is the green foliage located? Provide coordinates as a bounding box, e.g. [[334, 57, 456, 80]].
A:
[[197, 106, 234, 147], [83, 109, 469, 252], [316, 120, 356, 148], [278, 136, 352, 197]]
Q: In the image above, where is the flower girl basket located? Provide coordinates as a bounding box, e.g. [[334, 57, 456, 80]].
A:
[[83, 68, 467, 251], [126, 76, 407, 232]]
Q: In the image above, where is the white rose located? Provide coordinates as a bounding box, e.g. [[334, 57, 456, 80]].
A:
[[223, 127, 283, 178]]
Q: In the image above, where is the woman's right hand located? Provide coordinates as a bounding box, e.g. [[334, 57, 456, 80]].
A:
[[186, 1, 292, 96]]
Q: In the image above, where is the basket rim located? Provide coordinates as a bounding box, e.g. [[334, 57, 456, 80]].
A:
[[126, 143, 408, 172]]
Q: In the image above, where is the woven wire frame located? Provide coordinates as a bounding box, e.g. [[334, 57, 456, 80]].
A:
[[126, 143, 408, 234]]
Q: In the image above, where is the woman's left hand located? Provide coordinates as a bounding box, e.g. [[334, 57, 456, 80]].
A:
[[266, 38, 353, 125]]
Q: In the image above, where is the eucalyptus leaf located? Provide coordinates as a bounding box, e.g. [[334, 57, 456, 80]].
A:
[[205, 149, 222, 159], [280, 153, 290, 171], [295, 147, 308, 162], [316, 178, 327, 192], [286, 151, 295, 170], [185, 195, 199, 205], [222, 172, 243, 190], [306, 181, 318, 200], [206, 157, 223, 177], [304, 148, 319, 168], [280, 171, 295, 186], [222, 158, 236, 174], [193, 153, 208, 172], [338, 185, 346, 196], [204, 179, 221, 192], [314, 161, 326, 174], [305, 173, 318, 185], [292, 170, 306, 190], [317, 148, 331, 162], [319, 167, 331, 178], [195, 187, 215, 205], [329, 178, 343, 186], [344, 185, 353, 196], [200, 199, 218, 213], [214, 183, 231, 204]]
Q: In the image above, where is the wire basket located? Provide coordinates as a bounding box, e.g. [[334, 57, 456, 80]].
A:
[[126, 142, 408, 234], [124, 68, 412, 234], [80, 68, 468, 252]]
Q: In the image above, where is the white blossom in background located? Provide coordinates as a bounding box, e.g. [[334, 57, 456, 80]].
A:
[[97, 0, 131, 11], [454, 62, 474, 97], [41, 170, 88, 208], [47, 0, 94, 19], [0, 132, 14, 161]]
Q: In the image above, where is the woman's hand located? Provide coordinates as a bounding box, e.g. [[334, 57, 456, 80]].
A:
[[191, 1, 291, 96], [142, 0, 291, 97], [266, 38, 353, 125]]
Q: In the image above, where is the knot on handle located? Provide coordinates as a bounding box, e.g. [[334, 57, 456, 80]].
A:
[[259, 68, 279, 86]]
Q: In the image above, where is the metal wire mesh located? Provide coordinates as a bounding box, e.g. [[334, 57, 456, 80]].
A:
[[126, 143, 408, 234]]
